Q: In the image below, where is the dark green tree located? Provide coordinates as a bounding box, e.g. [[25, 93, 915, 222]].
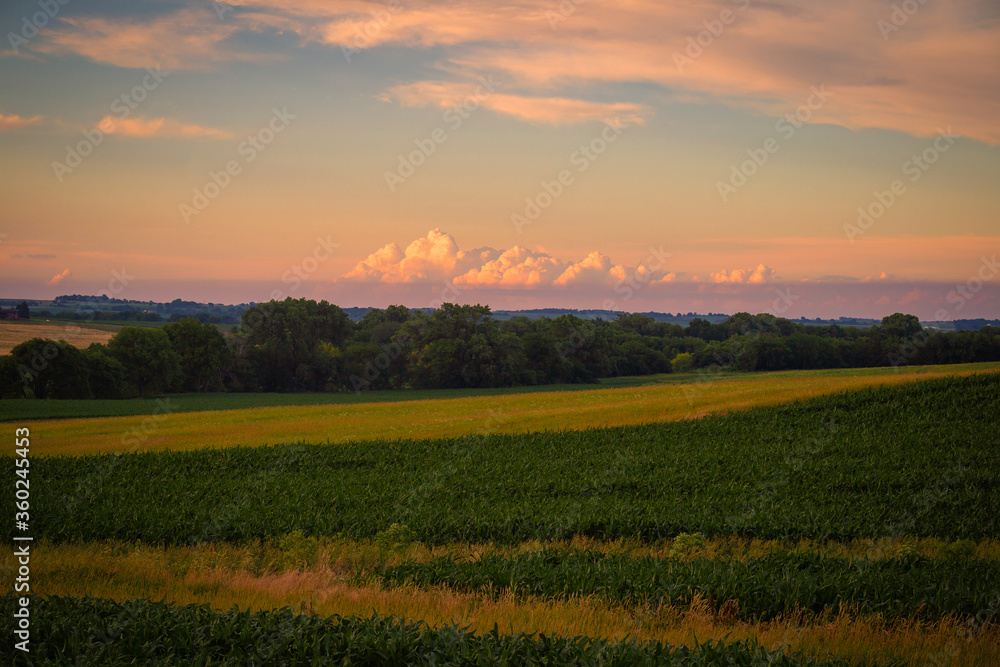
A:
[[106, 327, 182, 397], [83, 343, 127, 399], [0, 356, 25, 398], [879, 313, 922, 339], [10, 338, 91, 398], [238, 298, 352, 391], [164, 318, 234, 392], [16, 301, 30, 319]]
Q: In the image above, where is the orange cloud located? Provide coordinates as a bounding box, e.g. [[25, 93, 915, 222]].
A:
[[45, 268, 71, 286], [30, 8, 280, 71], [0, 114, 42, 130], [456, 246, 566, 287], [710, 264, 776, 284], [97, 116, 232, 139], [342, 228, 500, 283], [345, 230, 671, 288], [30, 1, 1000, 141], [382, 81, 649, 125]]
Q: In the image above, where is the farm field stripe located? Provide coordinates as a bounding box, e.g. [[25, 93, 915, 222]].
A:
[[23, 362, 1000, 457], [5, 362, 996, 423], [1, 594, 862, 666], [371, 547, 1000, 622], [8, 374, 1000, 545], [6, 565, 995, 666]]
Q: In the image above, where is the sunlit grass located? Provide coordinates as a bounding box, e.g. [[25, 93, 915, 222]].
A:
[[8, 538, 996, 667], [24, 362, 1000, 457]]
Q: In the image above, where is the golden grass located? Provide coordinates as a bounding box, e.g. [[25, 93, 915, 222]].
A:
[[7, 539, 996, 666], [0, 320, 114, 355], [27, 362, 1000, 457]]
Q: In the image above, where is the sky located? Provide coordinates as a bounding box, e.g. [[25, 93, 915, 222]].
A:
[[0, 0, 998, 319]]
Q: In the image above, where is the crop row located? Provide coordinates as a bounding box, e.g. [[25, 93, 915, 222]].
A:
[[4, 374, 998, 545], [3, 594, 859, 666], [372, 548, 1000, 622]]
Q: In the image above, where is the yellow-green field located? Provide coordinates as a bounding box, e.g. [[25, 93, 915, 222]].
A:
[[0, 319, 114, 354], [29, 361, 1000, 457]]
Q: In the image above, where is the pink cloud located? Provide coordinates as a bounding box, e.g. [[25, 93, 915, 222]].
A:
[[381, 81, 649, 126], [28, 1, 1000, 141], [899, 288, 926, 306], [342, 228, 500, 283], [45, 268, 71, 286], [710, 264, 776, 284], [343, 230, 671, 289], [97, 116, 232, 139], [0, 114, 42, 130]]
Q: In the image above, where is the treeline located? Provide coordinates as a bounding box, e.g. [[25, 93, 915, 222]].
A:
[[2, 298, 999, 399]]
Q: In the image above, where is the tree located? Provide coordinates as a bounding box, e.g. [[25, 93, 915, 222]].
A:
[[403, 304, 526, 389], [106, 327, 182, 396], [238, 298, 352, 391], [164, 318, 234, 392], [16, 301, 30, 319], [83, 344, 126, 399], [10, 338, 91, 399], [879, 313, 922, 339], [0, 356, 26, 398]]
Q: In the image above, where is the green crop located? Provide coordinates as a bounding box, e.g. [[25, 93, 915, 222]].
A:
[[6, 374, 997, 546], [2, 595, 864, 666], [372, 548, 1000, 622]]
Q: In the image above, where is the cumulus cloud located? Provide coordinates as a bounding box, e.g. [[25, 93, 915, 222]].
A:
[[710, 264, 776, 284], [342, 229, 500, 283], [343, 230, 672, 289], [455, 246, 566, 287], [46, 268, 71, 286]]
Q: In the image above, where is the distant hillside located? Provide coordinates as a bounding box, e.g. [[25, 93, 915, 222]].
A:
[[1, 296, 993, 330]]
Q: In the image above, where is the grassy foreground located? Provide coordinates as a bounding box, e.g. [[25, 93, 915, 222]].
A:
[[6, 538, 997, 666], [3, 595, 858, 666], [6, 369, 997, 664], [15, 362, 999, 457]]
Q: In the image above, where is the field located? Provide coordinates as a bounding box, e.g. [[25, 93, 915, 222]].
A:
[[13, 362, 998, 457], [3, 362, 997, 423], [4, 369, 998, 664], [0, 320, 115, 354]]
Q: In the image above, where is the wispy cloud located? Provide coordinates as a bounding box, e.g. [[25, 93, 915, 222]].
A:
[[98, 116, 233, 139], [381, 80, 649, 125], [0, 113, 42, 130], [23, 0, 999, 141], [45, 268, 71, 286]]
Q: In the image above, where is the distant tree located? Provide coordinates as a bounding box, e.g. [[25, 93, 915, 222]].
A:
[[164, 318, 234, 392], [107, 327, 181, 396], [402, 303, 526, 389], [83, 343, 126, 399], [238, 298, 352, 391], [16, 301, 30, 319], [0, 356, 25, 398], [10, 338, 91, 399], [879, 313, 922, 339], [671, 352, 694, 373]]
